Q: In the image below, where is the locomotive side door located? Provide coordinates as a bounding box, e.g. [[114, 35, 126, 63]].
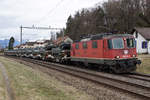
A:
[[103, 39, 109, 58]]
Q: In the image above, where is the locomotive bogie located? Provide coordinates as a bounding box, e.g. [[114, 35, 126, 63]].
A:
[[71, 57, 141, 73]]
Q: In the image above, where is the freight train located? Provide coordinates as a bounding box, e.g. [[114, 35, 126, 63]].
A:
[[4, 33, 141, 73]]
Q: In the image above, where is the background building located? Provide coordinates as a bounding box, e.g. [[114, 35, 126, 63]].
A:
[[133, 27, 150, 54]]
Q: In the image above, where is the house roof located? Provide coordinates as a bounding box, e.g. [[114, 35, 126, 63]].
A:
[[26, 42, 36, 46], [134, 27, 150, 40], [44, 40, 51, 43], [14, 45, 20, 48], [53, 36, 69, 45]]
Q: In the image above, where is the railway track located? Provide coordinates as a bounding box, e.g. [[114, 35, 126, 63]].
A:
[[6, 56, 150, 100], [133, 72, 150, 77], [124, 73, 150, 82]]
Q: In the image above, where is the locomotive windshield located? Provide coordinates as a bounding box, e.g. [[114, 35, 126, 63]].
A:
[[108, 38, 124, 49], [112, 38, 124, 49], [126, 38, 135, 48]]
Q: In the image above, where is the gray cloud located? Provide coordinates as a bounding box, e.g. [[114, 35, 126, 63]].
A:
[[0, 0, 105, 40], [0, 15, 18, 28]]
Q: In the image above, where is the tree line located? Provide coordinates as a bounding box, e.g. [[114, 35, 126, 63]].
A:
[[63, 0, 150, 40]]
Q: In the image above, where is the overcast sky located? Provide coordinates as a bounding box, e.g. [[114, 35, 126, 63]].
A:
[[0, 0, 106, 41]]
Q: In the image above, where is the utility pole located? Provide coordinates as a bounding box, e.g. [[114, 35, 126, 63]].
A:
[[20, 25, 23, 45]]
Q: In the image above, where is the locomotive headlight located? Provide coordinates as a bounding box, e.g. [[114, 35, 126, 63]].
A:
[[133, 55, 136, 57], [116, 56, 120, 59], [124, 50, 128, 55]]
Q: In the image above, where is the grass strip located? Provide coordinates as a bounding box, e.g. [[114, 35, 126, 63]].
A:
[[0, 57, 92, 100]]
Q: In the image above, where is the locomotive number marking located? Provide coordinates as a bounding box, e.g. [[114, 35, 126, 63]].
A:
[[122, 55, 130, 58]]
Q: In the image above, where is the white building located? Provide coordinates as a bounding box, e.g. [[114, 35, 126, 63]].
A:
[[23, 42, 35, 48], [133, 27, 150, 54], [33, 40, 50, 48]]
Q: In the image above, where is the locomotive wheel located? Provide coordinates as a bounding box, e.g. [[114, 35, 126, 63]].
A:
[[109, 65, 123, 74], [109, 69, 114, 74]]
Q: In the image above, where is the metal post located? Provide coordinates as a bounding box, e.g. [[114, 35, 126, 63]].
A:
[[20, 25, 23, 58], [20, 25, 23, 45]]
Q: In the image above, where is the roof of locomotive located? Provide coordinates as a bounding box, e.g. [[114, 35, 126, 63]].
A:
[[75, 33, 133, 43], [93, 33, 133, 39]]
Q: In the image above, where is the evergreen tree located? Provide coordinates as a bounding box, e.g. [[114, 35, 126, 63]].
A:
[[64, 0, 150, 40], [8, 37, 15, 50]]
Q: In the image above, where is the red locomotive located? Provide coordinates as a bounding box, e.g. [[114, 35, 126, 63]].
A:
[[4, 33, 141, 73], [71, 33, 141, 73]]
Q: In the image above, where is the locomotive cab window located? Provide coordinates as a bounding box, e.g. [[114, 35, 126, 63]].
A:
[[112, 38, 124, 49], [108, 38, 124, 49], [82, 42, 87, 49], [92, 41, 98, 48], [75, 44, 79, 49], [126, 38, 135, 48]]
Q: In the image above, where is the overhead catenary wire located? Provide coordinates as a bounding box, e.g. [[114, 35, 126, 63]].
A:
[[20, 25, 63, 45], [21, 0, 66, 43], [36, 0, 65, 24]]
